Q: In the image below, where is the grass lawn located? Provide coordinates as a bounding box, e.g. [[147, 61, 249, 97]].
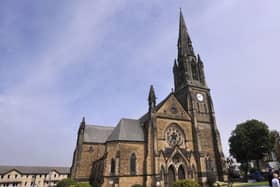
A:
[[233, 181, 269, 187]]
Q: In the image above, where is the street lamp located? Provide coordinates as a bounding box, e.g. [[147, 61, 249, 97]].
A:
[[109, 179, 114, 187], [156, 181, 161, 187]]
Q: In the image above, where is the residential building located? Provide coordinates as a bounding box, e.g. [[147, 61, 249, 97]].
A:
[[0, 166, 69, 187]]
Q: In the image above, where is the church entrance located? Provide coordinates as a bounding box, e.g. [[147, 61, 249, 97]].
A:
[[168, 165, 176, 187], [178, 165, 185, 180]]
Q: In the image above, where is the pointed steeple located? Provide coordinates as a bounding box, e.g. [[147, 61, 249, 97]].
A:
[[177, 9, 195, 58], [148, 85, 156, 111]]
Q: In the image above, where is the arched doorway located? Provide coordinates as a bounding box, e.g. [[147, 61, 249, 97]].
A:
[[178, 165, 185, 180], [168, 165, 176, 187]]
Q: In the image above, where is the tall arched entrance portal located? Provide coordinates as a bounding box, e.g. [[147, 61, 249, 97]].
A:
[[168, 165, 176, 187]]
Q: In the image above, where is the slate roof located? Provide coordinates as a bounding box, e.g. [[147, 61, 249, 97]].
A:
[[0, 166, 70, 175], [107, 118, 144, 142], [84, 125, 114, 143]]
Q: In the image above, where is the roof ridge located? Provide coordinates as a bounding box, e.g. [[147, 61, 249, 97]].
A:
[[0, 165, 69, 168], [86, 124, 114, 128], [120, 118, 138, 121]]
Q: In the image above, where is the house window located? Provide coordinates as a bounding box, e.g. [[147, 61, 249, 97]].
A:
[[88, 146, 94, 152], [54, 174, 56, 178], [15, 175, 18, 178], [130, 153, 136, 175], [110, 159, 115, 175], [7, 175, 10, 179]]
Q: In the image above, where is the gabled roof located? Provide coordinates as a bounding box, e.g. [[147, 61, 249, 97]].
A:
[[0, 166, 70, 175], [107, 118, 144, 142], [139, 92, 173, 122], [84, 125, 114, 143], [140, 92, 182, 122]]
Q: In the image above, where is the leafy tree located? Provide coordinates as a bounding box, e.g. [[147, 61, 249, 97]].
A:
[[270, 130, 278, 147], [228, 119, 274, 178], [56, 179, 77, 187]]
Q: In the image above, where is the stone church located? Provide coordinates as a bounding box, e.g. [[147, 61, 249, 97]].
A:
[[70, 10, 226, 187]]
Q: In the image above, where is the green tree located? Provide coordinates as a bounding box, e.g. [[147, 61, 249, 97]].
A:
[[228, 119, 274, 178], [56, 179, 77, 187]]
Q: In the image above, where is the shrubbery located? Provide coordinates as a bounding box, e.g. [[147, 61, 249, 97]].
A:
[[56, 179, 94, 187], [56, 179, 77, 187], [172, 179, 200, 187], [131, 185, 143, 187]]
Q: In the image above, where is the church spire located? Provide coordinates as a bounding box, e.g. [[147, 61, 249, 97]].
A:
[[177, 9, 195, 58]]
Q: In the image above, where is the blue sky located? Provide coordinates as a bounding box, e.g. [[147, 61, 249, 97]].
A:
[[0, 1, 279, 166]]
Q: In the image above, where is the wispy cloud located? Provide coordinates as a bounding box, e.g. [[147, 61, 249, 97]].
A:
[[0, 0, 279, 166]]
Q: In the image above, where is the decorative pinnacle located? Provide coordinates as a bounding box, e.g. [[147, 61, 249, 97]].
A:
[[197, 54, 201, 61], [148, 85, 156, 108], [82, 116, 85, 123]]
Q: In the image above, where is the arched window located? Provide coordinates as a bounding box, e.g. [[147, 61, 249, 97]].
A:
[[130, 153, 136, 175], [204, 103, 208, 113], [197, 103, 200, 112], [168, 165, 176, 187], [192, 62, 198, 80], [205, 155, 212, 171], [110, 158, 115, 175]]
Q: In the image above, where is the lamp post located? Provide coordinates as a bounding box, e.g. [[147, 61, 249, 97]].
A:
[[109, 179, 114, 187], [156, 181, 161, 187]]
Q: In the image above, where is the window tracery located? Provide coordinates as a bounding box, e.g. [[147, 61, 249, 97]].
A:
[[165, 124, 185, 147]]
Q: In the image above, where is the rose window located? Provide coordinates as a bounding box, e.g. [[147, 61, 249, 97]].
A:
[[165, 125, 184, 147]]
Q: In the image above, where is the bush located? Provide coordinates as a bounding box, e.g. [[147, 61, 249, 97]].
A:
[[56, 180, 94, 187], [56, 179, 77, 187], [131, 185, 143, 187], [172, 179, 200, 187], [76, 182, 93, 187]]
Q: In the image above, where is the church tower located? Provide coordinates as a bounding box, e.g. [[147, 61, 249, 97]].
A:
[[173, 10, 225, 181]]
